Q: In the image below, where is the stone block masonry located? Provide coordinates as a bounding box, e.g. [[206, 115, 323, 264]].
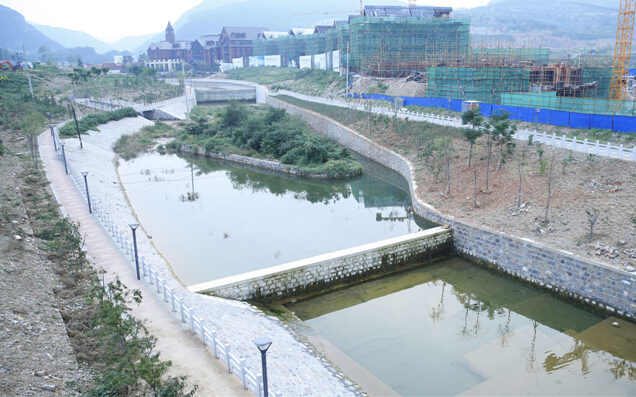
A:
[[266, 95, 636, 320], [189, 228, 452, 303]]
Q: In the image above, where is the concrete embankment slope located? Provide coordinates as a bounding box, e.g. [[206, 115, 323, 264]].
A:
[[41, 116, 360, 397], [266, 94, 636, 321]]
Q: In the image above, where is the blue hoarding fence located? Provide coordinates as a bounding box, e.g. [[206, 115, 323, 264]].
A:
[[345, 93, 636, 133]]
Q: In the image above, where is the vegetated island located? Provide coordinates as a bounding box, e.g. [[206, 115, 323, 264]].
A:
[[166, 102, 363, 179]]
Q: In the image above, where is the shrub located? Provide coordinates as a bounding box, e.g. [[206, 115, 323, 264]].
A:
[[60, 107, 138, 137]]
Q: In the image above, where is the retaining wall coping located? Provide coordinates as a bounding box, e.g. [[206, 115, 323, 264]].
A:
[[188, 227, 450, 294]]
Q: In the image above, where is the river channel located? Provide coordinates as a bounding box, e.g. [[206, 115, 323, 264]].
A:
[[119, 151, 434, 286], [119, 149, 636, 396]]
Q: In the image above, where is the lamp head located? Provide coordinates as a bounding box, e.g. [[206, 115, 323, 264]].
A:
[[253, 336, 272, 353], [81, 172, 88, 177], [129, 223, 139, 231]]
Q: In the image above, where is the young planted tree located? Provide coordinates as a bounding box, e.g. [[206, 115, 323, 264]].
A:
[[460, 107, 484, 167], [434, 136, 455, 196], [544, 155, 557, 224], [586, 208, 601, 243], [489, 110, 517, 170], [512, 153, 528, 210], [21, 112, 46, 169]]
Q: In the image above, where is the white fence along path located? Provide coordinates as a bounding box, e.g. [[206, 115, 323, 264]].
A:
[[49, 125, 282, 397], [276, 90, 636, 162], [74, 84, 197, 114]]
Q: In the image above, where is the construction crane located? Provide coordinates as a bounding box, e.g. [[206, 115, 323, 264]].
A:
[[610, 0, 636, 101]]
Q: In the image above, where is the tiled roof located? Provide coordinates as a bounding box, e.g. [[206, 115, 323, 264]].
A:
[[222, 26, 270, 41]]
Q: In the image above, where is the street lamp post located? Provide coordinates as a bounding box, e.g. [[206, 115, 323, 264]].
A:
[[60, 143, 68, 174], [129, 223, 140, 280], [253, 337, 272, 397], [535, 108, 541, 132], [81, 172, 92, 213]]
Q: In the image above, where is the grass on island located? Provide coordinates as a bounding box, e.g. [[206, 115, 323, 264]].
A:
[[113, 121, 178, 160]]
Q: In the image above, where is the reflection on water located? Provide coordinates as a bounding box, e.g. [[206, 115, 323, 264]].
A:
[[118, 151, 435, 286], [288, 258, 636, 396]]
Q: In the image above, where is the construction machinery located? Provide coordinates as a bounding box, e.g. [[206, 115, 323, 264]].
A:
[[610, 0, 636, 101], [0, 61, 22, 71]]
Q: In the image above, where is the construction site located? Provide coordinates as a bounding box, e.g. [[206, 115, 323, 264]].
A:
[[251, 3, 636, 125]]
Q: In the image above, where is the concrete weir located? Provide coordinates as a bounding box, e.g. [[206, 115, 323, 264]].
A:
[[193, 80, 258, 103], [189, 227, 452, 303]]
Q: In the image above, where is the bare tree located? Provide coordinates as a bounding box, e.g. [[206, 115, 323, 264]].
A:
[[544, 155, 557, 224], [586, 208, 600, 243], [21, 112, 46, 170], [512, 154, 527, 210], [434, 136, 455, 196]]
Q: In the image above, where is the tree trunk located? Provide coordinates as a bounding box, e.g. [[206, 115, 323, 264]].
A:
[[474, 164, 478, 208], [517, 170, 522, 209], [486, 141, 491, 190], [445, 155, 451, 195], [467, 142, 473, 167]]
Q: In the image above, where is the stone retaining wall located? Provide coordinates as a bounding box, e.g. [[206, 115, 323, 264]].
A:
[[266, 95, 636, 320], [189, 228, 452, 303]]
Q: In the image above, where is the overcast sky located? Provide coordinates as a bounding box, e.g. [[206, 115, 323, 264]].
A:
[[1, 0, 490, 43]]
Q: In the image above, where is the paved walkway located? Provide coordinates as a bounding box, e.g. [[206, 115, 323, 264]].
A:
[[39, 131, 251, 396]]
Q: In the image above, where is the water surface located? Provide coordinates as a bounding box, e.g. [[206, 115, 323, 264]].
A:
[[118, 151, 434, 286], [288, 258, 636, 396]]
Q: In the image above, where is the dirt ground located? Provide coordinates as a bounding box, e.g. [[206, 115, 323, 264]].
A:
[[352, 116, 636, 272], [0, 133, 94, 395]]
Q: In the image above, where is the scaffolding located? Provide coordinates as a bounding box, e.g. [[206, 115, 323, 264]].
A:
[[305, 33, 327, 56], [348, 16, 471, 76], [252, 38, 279, 57]]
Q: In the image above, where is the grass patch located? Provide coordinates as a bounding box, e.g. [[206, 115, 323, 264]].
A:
[[59, 107, 138, 137]]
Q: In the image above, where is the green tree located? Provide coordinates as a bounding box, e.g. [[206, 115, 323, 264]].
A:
[[101, 66, 110, 75], [129, 65, 143, 77], [38, 46, 51, 63], [460, 106, 484, 167], [489, 110, 517, 170], [90, 66, 102, 77]]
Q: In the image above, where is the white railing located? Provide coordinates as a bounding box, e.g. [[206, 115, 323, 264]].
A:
[[74, 84, 197, 114], [50, 126, 281, 397], [276, 90, 636, 162]]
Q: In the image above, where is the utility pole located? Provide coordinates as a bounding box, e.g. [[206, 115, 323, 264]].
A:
[[182, 60, 190, 124], [22, 45, 34, 100]]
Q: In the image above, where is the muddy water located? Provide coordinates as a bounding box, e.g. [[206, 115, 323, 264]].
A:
[[118, 151, 435, 286], [288, 258, 636, 396]]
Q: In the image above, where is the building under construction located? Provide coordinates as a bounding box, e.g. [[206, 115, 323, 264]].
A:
[[252, 5, 635, 118]]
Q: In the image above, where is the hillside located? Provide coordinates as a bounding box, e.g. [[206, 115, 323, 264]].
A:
[[31, 23, 113, 54], [0, 4, 63, 56], [456, 0, 619, 46], [132, 0, 407, 54]]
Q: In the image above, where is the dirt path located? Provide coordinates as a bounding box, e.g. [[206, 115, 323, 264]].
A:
[[39, 131, 251, 397]]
